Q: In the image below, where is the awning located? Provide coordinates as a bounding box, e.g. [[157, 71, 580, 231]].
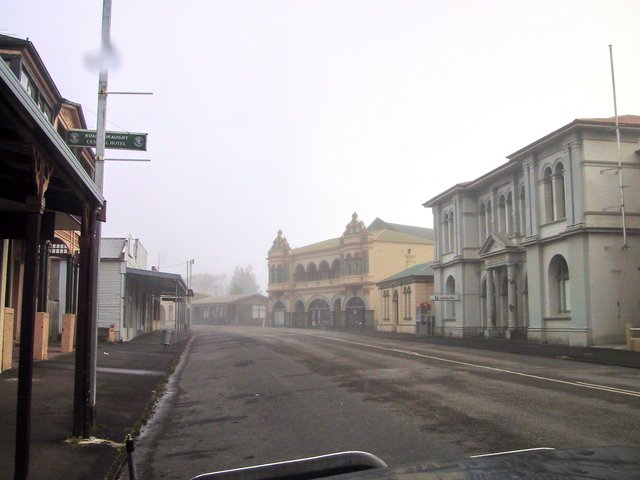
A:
[[126, 267, 187, 296], [0, 59, 104, 215]]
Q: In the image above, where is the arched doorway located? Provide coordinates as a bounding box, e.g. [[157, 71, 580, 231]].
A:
[[272, 301, 286, 327], [308, 299, 330, 328], [346, 297, 366, 328], [294, 300, 305, 328]]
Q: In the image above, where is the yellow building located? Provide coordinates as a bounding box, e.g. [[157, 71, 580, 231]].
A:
[[376, 262, 436, 334], [267, 214, 434, 330]]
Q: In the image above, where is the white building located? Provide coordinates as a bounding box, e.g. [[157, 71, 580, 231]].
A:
[[98, 236, 188, 341], [423, 116, 640, 346]]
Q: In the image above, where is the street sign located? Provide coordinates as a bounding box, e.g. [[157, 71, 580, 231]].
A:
[[430, 294, 459, 301], [66, 129, 147, 151]]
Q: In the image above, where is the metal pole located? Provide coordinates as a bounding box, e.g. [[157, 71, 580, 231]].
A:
[[90, 0, 112, 423], [608, 44, 627, 248]]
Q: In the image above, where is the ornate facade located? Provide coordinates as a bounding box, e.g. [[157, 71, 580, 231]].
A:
[[267, 214, 434, 329], [424, 116, 640, 346]]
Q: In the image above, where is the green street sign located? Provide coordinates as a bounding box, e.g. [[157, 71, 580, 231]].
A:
[[66, 129, 148, 151]]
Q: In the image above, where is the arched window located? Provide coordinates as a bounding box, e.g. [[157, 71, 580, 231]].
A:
[[319, 261, 330, 280], [554, 163, 566, 220], [445, 275, 456, 318], [519, 185, 526, 235], [345, 253, 352, 275], [486, 200, 492, 235], [402, 286, 412, 320], [506, 191, 513, 234], [331, 259, 341, 279], [498, 195, 507, 233], [294, 264, 306, 282], [479, 203, 486, 244], [306, 262, 318, 281], [354, 253, 362, 274], [549, 255, 570, 314], [543, 167, 554, 223], [442, 213, 450, 252], [448, 209, 455, 252]]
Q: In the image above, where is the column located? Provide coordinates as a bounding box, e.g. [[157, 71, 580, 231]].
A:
[[507, 264, 517, 333], [486, 268, 494, 332], [73, 205, 98, 438], [15, 195, 44, 480]]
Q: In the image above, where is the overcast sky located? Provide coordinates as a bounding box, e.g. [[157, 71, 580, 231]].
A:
[[3, 0, 640, 289]]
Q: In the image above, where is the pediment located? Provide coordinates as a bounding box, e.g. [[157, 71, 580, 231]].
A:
[[478, 232, 514, 256]]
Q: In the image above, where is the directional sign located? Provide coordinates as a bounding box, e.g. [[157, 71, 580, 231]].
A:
[[66, 129, 147, 151], [430, 294, 459, 301]]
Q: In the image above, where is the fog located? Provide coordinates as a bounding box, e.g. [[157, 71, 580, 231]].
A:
[[3, 0, 640, 289]]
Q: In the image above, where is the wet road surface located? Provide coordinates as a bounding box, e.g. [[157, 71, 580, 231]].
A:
[[134, 326, 640, 479]]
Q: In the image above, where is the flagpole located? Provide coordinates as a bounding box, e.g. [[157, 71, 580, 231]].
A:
[[608, 44, 627, 249]]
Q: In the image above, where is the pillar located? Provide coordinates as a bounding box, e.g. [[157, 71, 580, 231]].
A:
[[15, 195, 44, 480], [507, 264, 517, 334], [73, 205, 98, 438], [486, 268, 494, 332]]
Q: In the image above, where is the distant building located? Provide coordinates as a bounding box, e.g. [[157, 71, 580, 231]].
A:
[[98, 237, 188, 341], [191, 293, 268, 326], [423, 116, 640, 346], [376, 262, 435, 334], [267, 214, 434, 330]]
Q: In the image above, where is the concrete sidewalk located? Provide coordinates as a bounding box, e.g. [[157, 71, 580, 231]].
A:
[[0, 330, 189, 480]]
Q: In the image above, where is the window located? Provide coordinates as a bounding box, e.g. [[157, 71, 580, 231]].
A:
[[445, 275, 456, 318], [519, 186, 526, 235], [554, 163, 566, 220], [479, 203, 486, 244], [382, 290, 390, 320], [306, 262, 317, 281], [402, 286, 412, 320], [542, 167, 554, 223], [506, 191, 513, 234], [294, 264, 306, 282], [442, 213, 450, 252], [498, 195, 507, 233], [20, 66, 53, 123], [549, 255, 570, 314]]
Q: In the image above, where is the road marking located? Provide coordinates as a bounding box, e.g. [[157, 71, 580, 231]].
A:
[[296, 333, 640, 399]]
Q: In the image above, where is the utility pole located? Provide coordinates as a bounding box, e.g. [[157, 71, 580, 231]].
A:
[[73, 0, 111, 438]]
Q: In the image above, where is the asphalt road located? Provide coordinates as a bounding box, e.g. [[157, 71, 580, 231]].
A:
[[133, 326, 640, 480]]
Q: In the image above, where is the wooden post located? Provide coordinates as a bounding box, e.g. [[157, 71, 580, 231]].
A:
[[15, 195, 45, 480], [33, 312, 49, 361], [73, 205, 98, 438], [60, 314, 76, 353], [2, 308, 14, 370]]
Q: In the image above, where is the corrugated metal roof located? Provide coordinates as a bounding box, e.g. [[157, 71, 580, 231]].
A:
[[100, 238, 126, 259], [292, 238, 341, 254], [368, 218, 434, 240], [377, 262, 434, 286], [192, 293, 268, 305]]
